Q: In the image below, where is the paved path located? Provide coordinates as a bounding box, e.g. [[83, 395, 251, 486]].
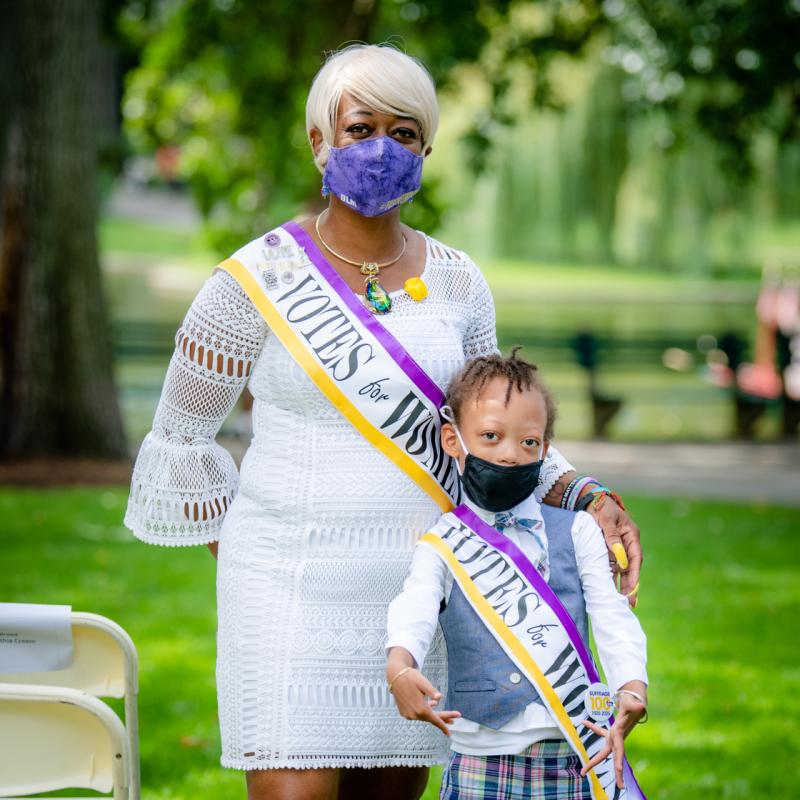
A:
[[220, 434, 799, 507], [104, 182, 200, 228], [555, 440, 800, 507]]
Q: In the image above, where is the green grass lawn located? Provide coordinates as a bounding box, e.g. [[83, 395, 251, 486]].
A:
[[99, 217, 214, 264], [3, 488, 799, 798]]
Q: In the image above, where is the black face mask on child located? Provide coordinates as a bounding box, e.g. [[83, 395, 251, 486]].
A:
[[461, 453, 543, 513], [441, 406, 543, 513]]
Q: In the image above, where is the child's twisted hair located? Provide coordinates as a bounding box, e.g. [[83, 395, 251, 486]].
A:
[[446, 346, 557, 440]]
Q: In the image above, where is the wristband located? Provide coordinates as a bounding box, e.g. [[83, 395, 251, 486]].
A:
[[574, 485, 608, 512], [575, 485, 626, 513], [570, 477, 598, 509]]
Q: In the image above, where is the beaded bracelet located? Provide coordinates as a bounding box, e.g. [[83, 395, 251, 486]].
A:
[[559, 475, 582, 509], [561, 475, 600, 510]]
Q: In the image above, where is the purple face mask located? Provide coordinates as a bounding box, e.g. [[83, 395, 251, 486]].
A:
[[322, 135, 424, 217]]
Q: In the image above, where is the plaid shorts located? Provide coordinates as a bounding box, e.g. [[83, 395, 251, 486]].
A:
[[439, 739, 592, 800]]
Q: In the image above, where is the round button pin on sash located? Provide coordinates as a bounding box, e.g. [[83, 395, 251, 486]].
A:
[[584, 682, 613, 722]]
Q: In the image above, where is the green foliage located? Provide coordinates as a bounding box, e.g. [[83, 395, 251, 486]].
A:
[[118, 0, 497, 252], [118, 1, 798, 257], [3, 487, 799, 797], [433, 39, 799, 273], [116, 1, 619, 253], [477, 0, 800, 175], [607, 0, 800, 174]]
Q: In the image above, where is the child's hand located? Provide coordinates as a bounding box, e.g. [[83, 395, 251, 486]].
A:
[[389, 667, 461, 736], [579, 684, 647, 789]]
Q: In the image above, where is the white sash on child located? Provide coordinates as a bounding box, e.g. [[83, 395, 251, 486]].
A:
[[218, 221, 458, 511], [421, 505, 647, 800]]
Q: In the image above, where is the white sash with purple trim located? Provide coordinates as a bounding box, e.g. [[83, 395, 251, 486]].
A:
[[218, 220, 459, 511], [421, 505, 647, 800]]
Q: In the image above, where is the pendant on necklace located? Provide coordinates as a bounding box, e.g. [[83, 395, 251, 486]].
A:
[[360, 262, 380, 277], [364, 276, 392, 314]]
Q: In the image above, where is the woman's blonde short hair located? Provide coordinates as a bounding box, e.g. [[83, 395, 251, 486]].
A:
[[306, 44, 439, 172]]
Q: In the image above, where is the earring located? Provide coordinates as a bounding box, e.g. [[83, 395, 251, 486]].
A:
[[321, 183, 330, 198]]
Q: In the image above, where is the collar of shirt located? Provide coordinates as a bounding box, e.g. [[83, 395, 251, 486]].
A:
[[461, 490, 550, 583], [462, 491, 544, 530]]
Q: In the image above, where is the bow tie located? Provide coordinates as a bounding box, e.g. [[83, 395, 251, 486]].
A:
[[493, 511, 541, 533], [493, 511, 550, 581]]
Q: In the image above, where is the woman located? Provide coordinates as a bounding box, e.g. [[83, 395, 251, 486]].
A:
[[125, 44, 642, 800]]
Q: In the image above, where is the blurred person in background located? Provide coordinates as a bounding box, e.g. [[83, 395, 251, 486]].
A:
[[125, 44, 643, 800]]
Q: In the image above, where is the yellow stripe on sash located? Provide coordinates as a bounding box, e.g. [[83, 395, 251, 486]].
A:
[[220, 258, 453, 513], [420, 531, 608, 800]]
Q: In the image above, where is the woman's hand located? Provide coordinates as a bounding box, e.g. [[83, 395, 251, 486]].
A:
[[543, 472, 643, 606], [386, 648, 460, 736], [580, 682, 647, 789], [589, 498, 642, 608]]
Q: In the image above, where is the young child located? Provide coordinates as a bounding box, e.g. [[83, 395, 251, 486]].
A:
[[386, 351, 648, 799]]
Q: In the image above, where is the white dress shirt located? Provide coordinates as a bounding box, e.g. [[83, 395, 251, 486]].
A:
[[386, 494, 648, 755]]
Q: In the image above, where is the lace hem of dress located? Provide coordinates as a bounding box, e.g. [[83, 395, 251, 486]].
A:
[[221, 754, 448, 771]]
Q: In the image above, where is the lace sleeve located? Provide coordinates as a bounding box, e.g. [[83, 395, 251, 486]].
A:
[[534, 444, 575, 502], [125, 270, 268, 546], [463, 259, 500, 359]]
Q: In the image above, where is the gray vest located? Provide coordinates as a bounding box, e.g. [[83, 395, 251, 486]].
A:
[[438, 505, 589, 730]]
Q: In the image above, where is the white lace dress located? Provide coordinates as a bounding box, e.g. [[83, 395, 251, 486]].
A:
[[125, 231, 574, 770]]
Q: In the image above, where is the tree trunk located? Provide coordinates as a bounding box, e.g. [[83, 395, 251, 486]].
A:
[[0, 0, 126, 459]]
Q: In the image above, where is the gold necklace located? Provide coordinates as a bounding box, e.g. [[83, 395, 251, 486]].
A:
[[314, 212, 406, 314]]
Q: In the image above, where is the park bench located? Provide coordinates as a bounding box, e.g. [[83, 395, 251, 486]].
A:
[[718, 331, 800, 439], [112, 321, 798, 441]]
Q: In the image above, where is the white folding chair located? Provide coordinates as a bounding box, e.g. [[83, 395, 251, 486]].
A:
[[0, 683, 130, 798], [0, 612, 140, 799]]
